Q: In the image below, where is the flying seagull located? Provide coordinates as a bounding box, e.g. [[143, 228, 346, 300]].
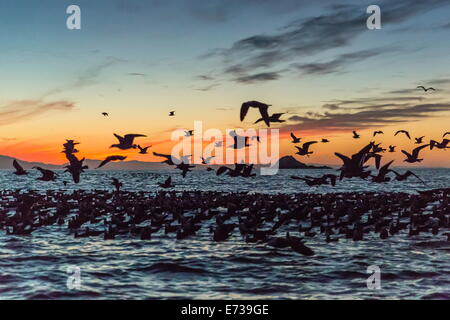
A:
[[443, 132, 449, 138], [240, 101, 271, 127], [111, 178, 122, 192], [159, 176, 174, 188], [395, 130, 411, 140], [110, 133, 146, 150], [33, 167, 57, 182], [401, 144, 429, 163], [290, 132, 301, 144], [254, 113, 285, 125], [352, 131, 360, 139], [12, 160, 27, 175], [415, 136, 425, 144], [417, 86, 435, 92], [137, 145, 151, 154], [102, 112, 109, 117], [97, 155, 127, 169], [169, 111, 175, 116], [373, 131, 383, 137], [295, 141, 318, 157]]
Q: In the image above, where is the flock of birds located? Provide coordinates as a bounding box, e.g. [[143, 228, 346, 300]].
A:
[[1, 86, 450, 255]]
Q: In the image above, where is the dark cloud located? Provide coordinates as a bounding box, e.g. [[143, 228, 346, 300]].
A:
[[294, 48, 390, 75], [284, 102, 450, 132], [195, 84, 220, 91], [208, 0, 450, 82], [128, 72, 146, 76], [195, 75, 215, 81], [323, 104, 340, 110], [234, 71, 282, 84], [0, 100, 75, 126]]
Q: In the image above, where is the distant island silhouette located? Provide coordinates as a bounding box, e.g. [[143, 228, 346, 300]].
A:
[[277, 156, 331, 170]]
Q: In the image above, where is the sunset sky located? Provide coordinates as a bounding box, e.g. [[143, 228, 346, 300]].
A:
[[0, 0, 449, 167]]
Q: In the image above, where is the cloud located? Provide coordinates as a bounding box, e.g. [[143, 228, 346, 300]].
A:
[[195, 74, 215, 81], [128, 72, 147, 77], [293, 48, 391, 75], [0, 100, 75, 126], [195, 83, 220, 91], [323, 104, 340, 110], [206, 0, 450, 82], [283, 102, 450, 132], [234, 71, 282, 84]]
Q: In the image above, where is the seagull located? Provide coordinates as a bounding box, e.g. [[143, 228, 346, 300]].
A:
[[12, 160, 27, 175], [201, 156, 214, 165], [430, 139, 450, 150], [415, 136, 425, 144], [401, 144, 429, 163], [62, 139, 79, 154], [33, 167, 57, 181], [185, 130, 194, 137], [215, 141, 223, 148], [111, 133, 146, 150], [229, 131, 250, 149], [65, 153, 88, 183], [390, 170, 425, 184], [295, 141, 318, 157], [111, 178, 122, 192], [321, 138, 330, 143], [97, 155, 127, 169], [216, 163, 246, 177], [159, 176, 174, 188], [373, 131, 384, 137], [137, 145, 151, 154], [443, 132, 450, 138], [371, 160, 394, 183], [417, 86, 435, 92], [240, 101, 271, 127], [352, 131, 360, 139], [388, 145, 396, 153], [254, 113, 285, 125], [102, 112, 109, 117], [175, 163, 195, 178], [395, 130, 411, 140], [290, 133, 301, 144], [169, 111, 175, 116]]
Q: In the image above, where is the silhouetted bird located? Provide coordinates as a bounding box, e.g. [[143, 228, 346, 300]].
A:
[[373, 131, 383, 137], [176, 163, 195, 178], [430, 139, 450, 150], [444, 132, 450, 138], [33, 167, 57, 181], [153, 152, 189, 165], [65, 153, 88, 183], [229, 131, 250, 149], [321, 139, 330, 143], [169, 111, 175, 116], [352, 131, 360, 139], [111, 133, 146, 150], [240, 101, 271, 126], [401, 144, 429, 163], [185, 130, 194, 137], [159, 176, 173, 188], [391, 170, 425, 184], [215, 141, 223, 147], [295, 141, 317, 156], [201, 156, 214, 164], [371, 160, 394, 183], [102, 112, 109, 117], [97, 155, 127, 168], [290, 133, 301, 143], [137, 145, 151, 154], [395, 130, 411, 139], [415, 136, 425, 144], [255, 113, 285, 125], [286, 232, 315, 256], [388, 145, 396, 153], [13, 160, 27, 175], [62, 139, 79, 154], [417, 86, 435, 92]]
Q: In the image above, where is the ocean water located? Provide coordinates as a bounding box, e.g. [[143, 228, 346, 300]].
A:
[[0, 168, 449, 300]]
